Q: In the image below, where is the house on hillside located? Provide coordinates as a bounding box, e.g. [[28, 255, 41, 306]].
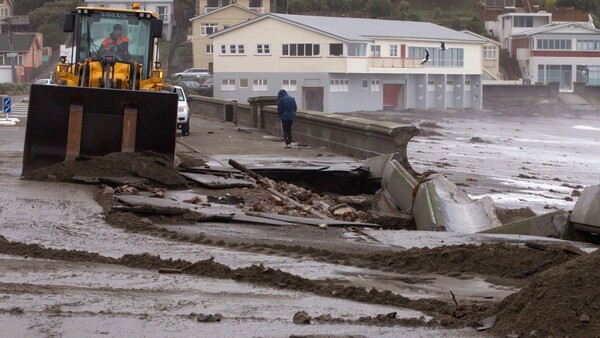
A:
[[196, 0, 270, 15], [190, 4, 261, 70], [462, 30, 503, 81], [0, 33, 43, 83], [83, 0, 174, 40], [511, 23, 600, 90], [484, 2, 593, 50], [0, 0, 29, 34], [209, 13, 486, 113]]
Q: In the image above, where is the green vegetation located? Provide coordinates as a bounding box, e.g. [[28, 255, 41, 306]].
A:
[[27, 0, 80, 50], [0, 83, 30, 95]]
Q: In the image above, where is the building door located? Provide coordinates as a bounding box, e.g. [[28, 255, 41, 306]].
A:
[[303, 87, 323, 111], [383, 84, 404, 110], [561, 67, 572, 91]]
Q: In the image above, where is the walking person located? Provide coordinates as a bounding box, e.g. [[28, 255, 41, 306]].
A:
[[277, 89, 297, 148]]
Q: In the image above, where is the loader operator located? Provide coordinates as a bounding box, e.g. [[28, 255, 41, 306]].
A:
[[101, 24, 129, 60]]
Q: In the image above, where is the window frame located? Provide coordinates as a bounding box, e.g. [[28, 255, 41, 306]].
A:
[[201, 23, 218, 36]]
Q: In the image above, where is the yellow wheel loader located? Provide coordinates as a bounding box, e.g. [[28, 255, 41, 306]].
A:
[[22, 4, 178, 176]]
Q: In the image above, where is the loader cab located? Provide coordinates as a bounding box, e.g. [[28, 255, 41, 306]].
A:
[[67, 8, 162, 81]]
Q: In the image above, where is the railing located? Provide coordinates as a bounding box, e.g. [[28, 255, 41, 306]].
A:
[[367, 57, 423, 68], [205, 6, 264, 13]]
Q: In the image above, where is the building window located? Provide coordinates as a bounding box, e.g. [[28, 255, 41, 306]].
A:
[[256, 44, 270, 54], [371, 79, 380, 91], [253, 79, 268, 91], [1, 53, 22, 66], [240, 79, 248, 88], [465, 80, 471, 92], [513, 16, 533, 27], [206, 45, 213, 54], [282, 79, 297, 91], [427, 80, 435, 91], [446, 80, 453, 91], [578, 65, 600, 85], [577, 39, 600, 50], [330, 79, 349, 92], [390, 44, 398, 57], [536, 39, 571, 50], [370, 45, 381, 57], [201, 23, 218, 36], [221, 79, 236, 91], [156, 6, 168, 21], [282, 43, 320, 56], [329, 43, 343, 56], [362, 79, 368, 89], [483, 46, 496, 59], [348, 43, 367, 56], [221, 44, 245, 54], [408, 47, 464, 67]]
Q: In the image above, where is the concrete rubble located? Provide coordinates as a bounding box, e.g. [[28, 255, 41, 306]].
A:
[[367, 153, 595, 239]]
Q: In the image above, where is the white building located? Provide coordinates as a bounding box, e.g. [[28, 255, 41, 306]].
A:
[[210, 13, 486, 113]]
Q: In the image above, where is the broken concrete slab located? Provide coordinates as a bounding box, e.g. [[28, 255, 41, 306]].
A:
[[366, 190, 414, 229], [115, 195, 295, 226], [570, 185, 600, 228], [413, 174, 502, 233], [245, 211, 381, 228], [380, 159, 417, 213], [479, 210, 569, 238], [115, 195, 237, 216], [364, 153, 394, 179], [179, 172, 256, 188]]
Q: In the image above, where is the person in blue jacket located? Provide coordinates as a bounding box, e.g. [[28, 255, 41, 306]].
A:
[[277, 89, 297, 148]]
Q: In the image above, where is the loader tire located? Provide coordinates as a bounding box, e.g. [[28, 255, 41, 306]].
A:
[[182, 120, 190, 136]]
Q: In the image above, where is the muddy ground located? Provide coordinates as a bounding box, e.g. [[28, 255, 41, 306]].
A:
[[1, 108, 600, 337]]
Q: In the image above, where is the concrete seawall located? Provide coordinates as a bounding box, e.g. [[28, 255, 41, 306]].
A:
[[188, 96, 419, 171]]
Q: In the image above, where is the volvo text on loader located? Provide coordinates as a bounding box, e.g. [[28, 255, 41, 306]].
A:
[[22, 4, 178, 176]]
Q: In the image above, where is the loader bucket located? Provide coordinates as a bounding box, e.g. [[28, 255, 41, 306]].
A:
[[22, 84, 178, 176]]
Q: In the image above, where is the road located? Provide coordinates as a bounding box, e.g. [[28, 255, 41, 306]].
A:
[[0, 98, 599, 337]]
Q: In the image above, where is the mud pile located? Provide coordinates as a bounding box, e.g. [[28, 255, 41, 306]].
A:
[[24, 152, 187, 187], [492, 249, 600, 337]]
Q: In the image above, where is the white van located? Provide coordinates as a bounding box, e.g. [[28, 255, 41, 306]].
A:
[[174, 86, 190, 136]]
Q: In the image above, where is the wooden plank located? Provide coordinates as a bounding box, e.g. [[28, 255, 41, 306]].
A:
[[121, 107, 137, 153], [180, 172, 256, 188], [65, 104, 83, 162]]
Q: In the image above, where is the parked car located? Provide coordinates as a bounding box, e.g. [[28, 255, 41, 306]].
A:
[[172, 80, 201, 95], [35, 78, 53, 85], [170, 68, 209, 80], [173, 85, 190, 136], [199, 77, 213, 89]]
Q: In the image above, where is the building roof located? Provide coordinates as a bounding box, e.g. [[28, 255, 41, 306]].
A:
[[211, 13, 485, 44], [190, 3, 259, 21], [0, 33, 36, 52], [461, 30, 501, 45], [512, 22, 600, 37]]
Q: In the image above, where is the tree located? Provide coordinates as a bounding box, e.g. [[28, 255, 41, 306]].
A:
[[28, 1, 79, 49], [366, 0, 395, 18], [557, 0, 596, 12], [13, 0, 47, 15]]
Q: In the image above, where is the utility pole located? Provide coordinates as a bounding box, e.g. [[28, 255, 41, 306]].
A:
[[3, 16, 16, 83]]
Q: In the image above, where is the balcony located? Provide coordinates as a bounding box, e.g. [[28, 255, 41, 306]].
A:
[[485, 0, 516, 8], [368, 57, 423, 68], [205, 6, 265, 13]]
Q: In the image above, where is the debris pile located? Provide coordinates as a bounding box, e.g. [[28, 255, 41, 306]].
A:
[[491, 249, 600, 337], [25, 152, 187, 188]]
